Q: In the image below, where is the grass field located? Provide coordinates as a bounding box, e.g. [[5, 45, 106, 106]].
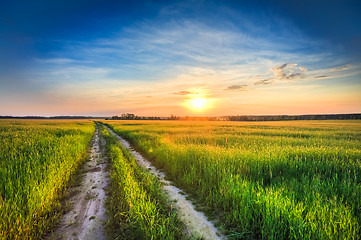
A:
[[1, 119, 360, 239], [0, 119, 94, 239], [100, 124, 188, 239], [105, 120, 361, 239]]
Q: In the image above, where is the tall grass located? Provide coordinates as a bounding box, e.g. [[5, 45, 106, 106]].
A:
[[105, 120, 361, 239], [0, 119, 94, 240], [100, 125, 187, 239]]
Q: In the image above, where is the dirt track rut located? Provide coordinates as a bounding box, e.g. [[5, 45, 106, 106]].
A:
[[106, 126, 222, 240], [50, 124, 223, 240], [49, 126, 109, 240]]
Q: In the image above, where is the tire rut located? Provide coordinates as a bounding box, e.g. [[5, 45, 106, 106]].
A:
[[48, 125, 109, 240], [106, 126, 223, 240]]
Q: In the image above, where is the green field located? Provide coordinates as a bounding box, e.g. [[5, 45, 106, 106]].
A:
[[105, 120, 361, 239], [0, 120, 94, 239], [0, 120, 187, 240], [1, 119, 360, 239], [100, 124, 187, 239]]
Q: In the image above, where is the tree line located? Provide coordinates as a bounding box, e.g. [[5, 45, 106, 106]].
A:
[[227, 113, 361, 121]]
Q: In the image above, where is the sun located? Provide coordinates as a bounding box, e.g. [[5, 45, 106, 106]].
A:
[[189, 98, 207, 111]]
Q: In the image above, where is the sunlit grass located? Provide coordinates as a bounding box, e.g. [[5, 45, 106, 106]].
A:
[[105, 120, 361, 239], [0, 119, 94, 240], [100, 125, 188, 239]]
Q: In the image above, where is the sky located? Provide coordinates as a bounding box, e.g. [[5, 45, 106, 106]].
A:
[[1, 0, 361, 117]]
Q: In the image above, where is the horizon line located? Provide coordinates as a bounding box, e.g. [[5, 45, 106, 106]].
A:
[[1, 112, 361, 119]]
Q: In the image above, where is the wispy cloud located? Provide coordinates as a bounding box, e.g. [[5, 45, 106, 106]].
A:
[[254, 78, 274, 85], [173, 90, 192, 95], [305, 63, 360, 82], [331, 64, 352, 72], [56, 18, 325, 82], [314, 75, 329, 79], [226, 84, 247, 90]]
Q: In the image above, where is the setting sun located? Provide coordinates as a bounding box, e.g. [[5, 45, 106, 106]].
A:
[[184, 97, 213, 112], [191, 98, 206, 110]]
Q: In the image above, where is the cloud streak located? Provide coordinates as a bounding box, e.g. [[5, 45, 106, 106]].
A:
[[173, 90, 192, 95], [226, 84, 247, 90], [314, 75, 329, 79], [331, 64, 352, 72], [254, 78, 274, 85]]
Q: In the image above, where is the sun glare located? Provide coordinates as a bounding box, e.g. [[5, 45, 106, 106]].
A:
[[189, 98, 207, 111]]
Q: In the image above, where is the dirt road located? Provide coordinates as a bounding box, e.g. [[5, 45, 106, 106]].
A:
[[48, 126, 109, 240], [50, 124, 222, 240]]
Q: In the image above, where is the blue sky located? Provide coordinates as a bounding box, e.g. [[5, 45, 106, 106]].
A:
[[1, 0, 360, 116]]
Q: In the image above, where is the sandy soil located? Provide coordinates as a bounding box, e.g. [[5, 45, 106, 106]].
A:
[[106, 127, 222, 240], [48, 126, 109, 240]]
